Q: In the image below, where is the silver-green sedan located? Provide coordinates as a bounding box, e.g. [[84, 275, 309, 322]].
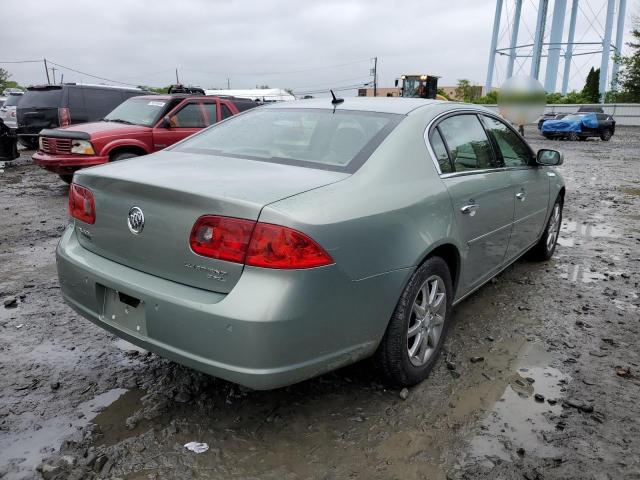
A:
[[57, 98, 565, 389]]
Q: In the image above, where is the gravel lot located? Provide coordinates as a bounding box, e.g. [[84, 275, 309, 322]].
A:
[[1, 127, 639, 480]]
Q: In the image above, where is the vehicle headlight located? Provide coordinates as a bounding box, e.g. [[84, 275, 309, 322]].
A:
[[71, 140, 95, 155]]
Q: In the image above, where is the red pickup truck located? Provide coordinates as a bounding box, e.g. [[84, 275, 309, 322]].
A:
[[32, 94, 256, 182]]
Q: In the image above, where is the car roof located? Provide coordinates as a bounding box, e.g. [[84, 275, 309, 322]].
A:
[[262, 97, 445, 115]]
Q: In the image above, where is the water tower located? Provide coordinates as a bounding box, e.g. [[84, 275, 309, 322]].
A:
[[485, 0, 627, 101]]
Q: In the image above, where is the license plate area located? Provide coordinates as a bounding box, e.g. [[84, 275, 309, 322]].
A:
[[98, 284, 147, 335]]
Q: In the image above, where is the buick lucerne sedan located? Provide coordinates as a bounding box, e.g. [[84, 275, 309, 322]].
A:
[[57, 98, 565, 390]]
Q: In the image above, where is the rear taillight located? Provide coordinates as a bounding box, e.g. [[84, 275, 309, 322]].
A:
[[68, 184, 95, 224], [189, 215, 333, 269], [58, 107, 71, 126]]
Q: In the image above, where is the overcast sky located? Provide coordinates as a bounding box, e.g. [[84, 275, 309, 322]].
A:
[[1, 0, 634, 96]]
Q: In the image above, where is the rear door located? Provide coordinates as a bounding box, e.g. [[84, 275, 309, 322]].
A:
[[433, 113, 514, 291], [481, 115, 549, 260], [152, 100, 207, 150]]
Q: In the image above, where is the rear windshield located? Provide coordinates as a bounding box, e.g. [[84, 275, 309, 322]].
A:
[[4, 94, 23, 107], [174, 108, 402, 172], [20, 89, 63, 108], [103, 97, 169, 127]]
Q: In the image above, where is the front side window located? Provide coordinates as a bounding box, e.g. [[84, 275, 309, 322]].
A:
[[173, 108, 400, 172], [170, 102, 206, 128], [437, 115, 498, 171], [481, 115, 531, 167]]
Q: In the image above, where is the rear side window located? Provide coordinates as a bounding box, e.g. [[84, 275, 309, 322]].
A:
[[221, 103, 233, 119], [429, 128, 452, 173], [19, 89, 63, 108], [481, 116, 531, 167], [81, 88, 126, 119], [437, 115, 498, 171]]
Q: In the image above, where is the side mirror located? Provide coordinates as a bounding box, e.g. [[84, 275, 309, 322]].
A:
[[162, 115, 172, 128], [536, 149, 563, 166]]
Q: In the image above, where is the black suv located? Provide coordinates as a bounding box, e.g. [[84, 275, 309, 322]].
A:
[[17, 84, 151, 148]]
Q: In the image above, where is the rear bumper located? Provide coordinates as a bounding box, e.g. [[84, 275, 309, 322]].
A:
[[32, 151, 108, 174], [56, 225, 410, 389]]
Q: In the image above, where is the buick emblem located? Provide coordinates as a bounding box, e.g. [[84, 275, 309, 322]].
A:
[[127, 206, 145, 234]]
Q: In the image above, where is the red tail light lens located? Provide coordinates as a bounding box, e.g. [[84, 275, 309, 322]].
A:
[[189, 215, 333, 269], [68, 184, 95, 224], [58, 107, 71, 127], [190, 215, 255, 263], [246, 223, 333, 269]]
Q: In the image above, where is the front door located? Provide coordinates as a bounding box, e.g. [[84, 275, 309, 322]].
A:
[[152, 100, 207, 151], [435, 114, 515, 291], [480, 115, 550, 259]]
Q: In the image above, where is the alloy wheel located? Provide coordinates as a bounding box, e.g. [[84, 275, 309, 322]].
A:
[[407, 275, 446, 367], [546, 203, 561, 251]]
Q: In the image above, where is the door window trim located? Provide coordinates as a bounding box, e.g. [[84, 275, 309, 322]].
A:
[[423, 109, 536, 177]]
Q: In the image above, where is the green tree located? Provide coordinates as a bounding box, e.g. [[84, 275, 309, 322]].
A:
[[615, 18, 640, 102], [581, 67, 600, 103], [455, 79, 480, 102]]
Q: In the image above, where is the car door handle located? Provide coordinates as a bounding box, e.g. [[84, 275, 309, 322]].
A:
[[516, 192, 526, 201], [461, 204, 478, 216]]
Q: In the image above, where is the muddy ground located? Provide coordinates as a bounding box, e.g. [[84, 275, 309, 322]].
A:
[[0, 127, 639, 480]]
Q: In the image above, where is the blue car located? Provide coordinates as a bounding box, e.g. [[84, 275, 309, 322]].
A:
[[541, 112, 615, 141]]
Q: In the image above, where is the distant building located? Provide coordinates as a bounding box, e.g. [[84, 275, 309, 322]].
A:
[[357, 87, 401, 97]]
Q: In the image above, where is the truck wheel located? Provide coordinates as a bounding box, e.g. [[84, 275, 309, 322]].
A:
[[568, 132, 579, 141], [110, 152, 139, 162], [375, 256, 453, 387], [600, 129, 612, 141]]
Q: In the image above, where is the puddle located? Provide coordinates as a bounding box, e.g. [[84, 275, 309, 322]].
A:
[[463, 342, 570, 464], [0, 388, 130, 470]]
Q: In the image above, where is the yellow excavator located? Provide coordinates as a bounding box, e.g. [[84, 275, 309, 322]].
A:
[[395, 74, 447, 100]]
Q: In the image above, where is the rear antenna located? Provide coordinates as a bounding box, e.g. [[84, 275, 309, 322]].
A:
[[330, 90, 344, 105]]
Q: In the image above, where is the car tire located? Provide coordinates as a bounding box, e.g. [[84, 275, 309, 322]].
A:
[[58, 174, 73, 184], [375, 256, 453, 387], [600, 129, 612, 141], [110, 152, 139, 162], [18, 137, 38, 149], [568, 132, 579, 141], [528, 196, 563, 261]]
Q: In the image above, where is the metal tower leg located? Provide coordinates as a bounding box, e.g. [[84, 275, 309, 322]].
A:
[[562, 0, 579, 95], [544, 0, 567, 92], [530, 0, 549, 79], [485, 0, 504, 93], [610, 0, 627, 90], [507, 0, 523, 79], [599, 0, 616, 102]]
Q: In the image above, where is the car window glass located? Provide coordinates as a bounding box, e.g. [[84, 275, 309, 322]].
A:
[[81, 88, 127, 119], [481, 116, 531, 167], [437, 115, 497, 171], [221, 104, 233, 119], [170, 102, 206, 128], [429, 128, 452, 173], [202, 103, 218, 126]]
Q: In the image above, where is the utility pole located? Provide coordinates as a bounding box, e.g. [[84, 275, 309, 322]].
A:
[[44, 59, 51, 85], [175, 68, 179, 84], [372, 57, 378, 97]]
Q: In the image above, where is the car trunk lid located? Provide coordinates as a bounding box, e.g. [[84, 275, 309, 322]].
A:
[[72, 151, 349, 293]]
